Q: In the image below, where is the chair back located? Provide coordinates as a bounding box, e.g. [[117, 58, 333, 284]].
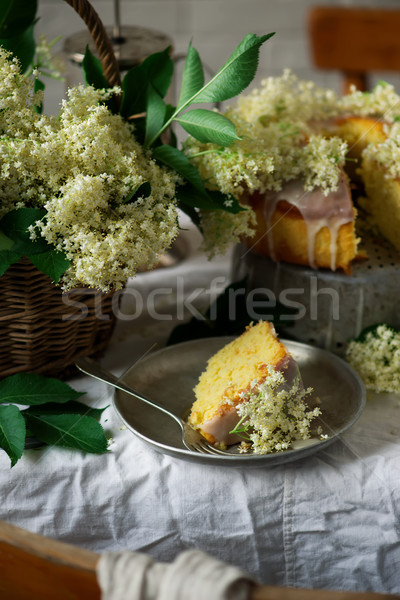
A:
[[308, 6, 400, 93]]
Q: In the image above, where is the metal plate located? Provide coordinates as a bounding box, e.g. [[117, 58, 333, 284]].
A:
[[113, 338, 366, 467]]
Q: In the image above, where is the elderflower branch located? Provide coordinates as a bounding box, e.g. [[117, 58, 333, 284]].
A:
[[0, 48, 180, 290], [346, 324, 400, 393], [188, 149, 226, 159], [229, 414, 252, 440], [229, 366, 321, 455]]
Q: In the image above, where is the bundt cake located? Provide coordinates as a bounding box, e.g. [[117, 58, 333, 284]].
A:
[[184, 70, 400, 272], [245, 170, 357, 272]]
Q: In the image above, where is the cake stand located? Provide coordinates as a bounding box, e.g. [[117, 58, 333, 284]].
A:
[[231, 234, 400, 356]]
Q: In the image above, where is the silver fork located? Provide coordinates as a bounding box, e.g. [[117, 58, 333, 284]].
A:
[[75, 357, 232, 455]]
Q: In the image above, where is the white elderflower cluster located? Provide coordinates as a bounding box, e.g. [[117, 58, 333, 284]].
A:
[[337, 82, 400, 122], [185, 71, 400, 218], [0, 48, 180, 290], [298, 136, 348, 192], [346, 325, 400, 393], [0, 48, 42, 138], [184, 70, 348, 217], [362, 122, 400, 180], [183, 115, 279, 198], [233, 368, 321, 454], [231, 69, 339, 126], [233, 72, 400, 125], [198, 207, 256, 259]]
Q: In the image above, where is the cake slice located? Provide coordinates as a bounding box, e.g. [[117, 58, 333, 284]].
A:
[[360, 157, 400, 253], [188, 321, 299, 445]]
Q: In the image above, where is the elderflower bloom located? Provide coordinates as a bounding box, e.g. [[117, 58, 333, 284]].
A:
[[346, 324, 400, 393], [362, 121, 400, 180], [231, 68, 339, 125], [337, 82, 400, 122], [0, 49, 42, 138], [233, 367, 321, 454], [0, 48, 180, 290], [184, 71, 400, 257], [184, 70, 348, 220], [185, 71, 400, 220], [198, 207, 256, 259]]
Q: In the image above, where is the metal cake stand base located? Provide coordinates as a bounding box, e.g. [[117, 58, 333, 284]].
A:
[[231, 235, 400, 355]]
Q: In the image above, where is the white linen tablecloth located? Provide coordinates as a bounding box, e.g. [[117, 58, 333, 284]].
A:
[[1, 230, 400, 595]]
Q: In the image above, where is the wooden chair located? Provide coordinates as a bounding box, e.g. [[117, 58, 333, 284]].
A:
[[308, 7, 400, 94], [1, 520, 399, 600]]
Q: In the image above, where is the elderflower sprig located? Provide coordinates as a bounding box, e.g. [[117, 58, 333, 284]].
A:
[[0, 58, 181, 290], [346, 324, 400, 393], [362, 122, 400, 180], [229, 367, 321, 454]]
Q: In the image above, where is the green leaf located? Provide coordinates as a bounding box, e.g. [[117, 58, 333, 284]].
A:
[[145, 85, 167, 146], [177, 42, 204, 108], [177, 201, 201, 231], [24, 413, 108, 454], [176, 109, 241, 146], [29, 249, 70, 283], [0, 230, 14, 250], [144, 46, 174, 98], [82, 45, 109, 89], [121, 181, 151, 204], [0, 404, 26, 467], [0, 0, 14, 33], [120, 47, 173, 118], [23, 400, 108, 420], [120, 65, 147, 118], [0, 22, 36, 72], [0, 0, 37, 38], [146, 33, 273, 147], [177, 184, 244, 213], [33, 76, 45, 114], [195, 33, 274, 103], [0, 373, 84, 406], [207, 189, 245, 214], [0, 208, 49, 254], [176, 184, 222, 211], [152, 145, 208, 196], [0, 249, 22, 276]]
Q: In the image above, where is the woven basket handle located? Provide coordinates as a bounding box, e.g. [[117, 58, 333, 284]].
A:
[[63, 0, 121, 87]]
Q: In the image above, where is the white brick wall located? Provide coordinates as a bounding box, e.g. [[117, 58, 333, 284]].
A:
[[37, 0, 400, 114]]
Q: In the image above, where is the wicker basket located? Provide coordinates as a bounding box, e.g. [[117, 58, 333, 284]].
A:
[[0, 258, 118, 378], [0, 1, 124, 378]]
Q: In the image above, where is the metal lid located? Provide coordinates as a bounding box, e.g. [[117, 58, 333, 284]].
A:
[[63, 25, 174, 70]]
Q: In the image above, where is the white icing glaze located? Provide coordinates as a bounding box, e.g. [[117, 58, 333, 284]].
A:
[[200, 407, 244, 446], [262, 172, 353, 269]]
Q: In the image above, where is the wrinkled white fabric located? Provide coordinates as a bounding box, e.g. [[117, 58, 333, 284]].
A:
[[1, 223, 400, 595], [97, 549, 254, 600]]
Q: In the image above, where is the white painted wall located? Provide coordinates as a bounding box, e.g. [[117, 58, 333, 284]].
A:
[[36, 0, 400, 114]]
